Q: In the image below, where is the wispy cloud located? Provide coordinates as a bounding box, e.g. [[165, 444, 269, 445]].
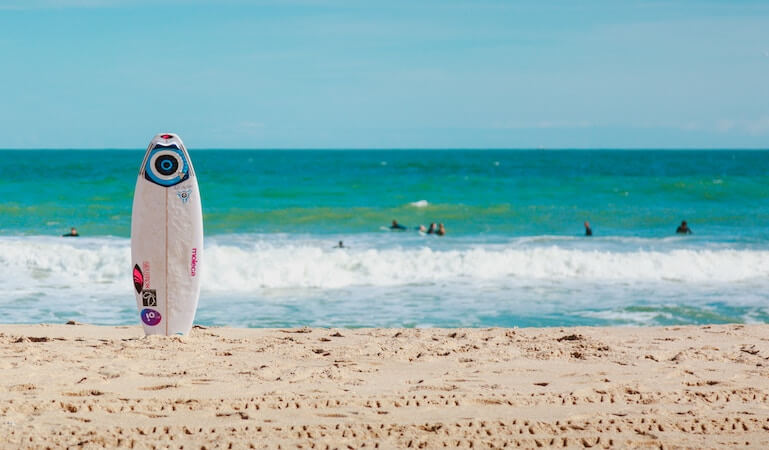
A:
[[492, 118, 769, 136], [0, 0, 340, 9], [494, 120, 594, 130], [716, 117, 769, 135], [0, 0, 125, 9], [0, 0, 222, 10], [744, 117, 769, 135], [240, 121, 265, 130], [715, 119, 737, 133]]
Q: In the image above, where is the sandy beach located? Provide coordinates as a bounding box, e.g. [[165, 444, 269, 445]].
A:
[[1, 324, 768, 448]]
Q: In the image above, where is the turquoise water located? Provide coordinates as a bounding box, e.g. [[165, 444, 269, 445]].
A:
[[1, 149, 768, 327]]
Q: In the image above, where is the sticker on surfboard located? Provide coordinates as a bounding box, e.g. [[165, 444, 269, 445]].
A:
[[133, 265, 143, 294], [140, 308, 162, 326]]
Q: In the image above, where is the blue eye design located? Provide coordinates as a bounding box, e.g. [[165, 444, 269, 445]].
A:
[[144, 145, 189, 187]]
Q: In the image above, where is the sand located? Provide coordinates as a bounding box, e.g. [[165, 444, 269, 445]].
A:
[[1, 324, 769, 449]]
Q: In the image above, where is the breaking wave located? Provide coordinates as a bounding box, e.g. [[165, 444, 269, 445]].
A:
[[1, 236, 768, 295]]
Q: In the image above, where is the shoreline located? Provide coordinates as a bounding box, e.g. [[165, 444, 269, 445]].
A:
[[2, 324, 768, 448]]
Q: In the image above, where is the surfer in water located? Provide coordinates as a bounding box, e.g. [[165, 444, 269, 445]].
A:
[[426, 223, 437, 234], [676, 220, 692, 234], [62, 227, 79, 237], [584, 221, 592, 236], [390, 220, 407, 231], [334, 241, 345, 249], [436, 223, 446, 236]]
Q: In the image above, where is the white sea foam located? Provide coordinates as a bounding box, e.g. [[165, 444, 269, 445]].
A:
[[0, 237, 128, 293], [1, 237, 769, 295], [202, 244, 769, 291], [408, 200, 429, 207]]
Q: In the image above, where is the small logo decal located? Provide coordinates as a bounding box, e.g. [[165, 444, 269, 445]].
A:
[[133, 265, 143, 294], [190, 248, 198, 277], [141, 289, 157, 307], [140, 308, 162, 326], [177, 189, 192, 204]]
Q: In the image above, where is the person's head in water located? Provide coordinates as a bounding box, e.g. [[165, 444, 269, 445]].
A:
[[676, 220, 692, 234], [390, 219, 406, 230], [584, 221, 592, 236], [436, 223, 446, 236]]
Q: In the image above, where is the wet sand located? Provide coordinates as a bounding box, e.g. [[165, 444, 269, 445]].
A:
[[2, 324, 769, 448]]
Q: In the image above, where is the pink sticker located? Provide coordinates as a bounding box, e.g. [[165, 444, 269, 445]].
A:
[[133, 265, 143, 294]]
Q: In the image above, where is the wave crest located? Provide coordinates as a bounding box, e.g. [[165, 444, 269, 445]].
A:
[[2, 238, 768, 294]]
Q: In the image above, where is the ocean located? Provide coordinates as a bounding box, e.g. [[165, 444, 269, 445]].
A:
[[1, 149, 768, 328]]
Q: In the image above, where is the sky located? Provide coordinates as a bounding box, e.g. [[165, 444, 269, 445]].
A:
[[0, 0, 768, 149]]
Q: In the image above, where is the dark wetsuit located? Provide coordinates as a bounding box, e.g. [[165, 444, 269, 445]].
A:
[[676, 226, 692, 234], [390, 224, 407, 231], [585, 227, 592, 236]]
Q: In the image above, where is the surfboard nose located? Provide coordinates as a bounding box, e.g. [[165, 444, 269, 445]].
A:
[[154, 132, 180, 143]]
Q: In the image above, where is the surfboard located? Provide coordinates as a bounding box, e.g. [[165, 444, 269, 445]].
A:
[[130, 133, 203, 336]]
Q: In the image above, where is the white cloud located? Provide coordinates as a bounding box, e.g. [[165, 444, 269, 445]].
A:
[[715, 119, 736, 133], [0, 0, 211, 9], [495, 120, 593, 130], [240, 121, 265, 130], [715, 117, 769, 135], [0, 0, 123, 9], [492, 117, 769, 136], [744, 117, 769, 135], [679, 121, 702, 131]]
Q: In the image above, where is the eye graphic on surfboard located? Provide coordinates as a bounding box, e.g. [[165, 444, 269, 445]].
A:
[[131, 133, 203, 336], [144, 146, 190, 187]]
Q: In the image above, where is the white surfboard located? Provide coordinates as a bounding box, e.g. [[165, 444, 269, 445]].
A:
[[130, 133, 203, 336]]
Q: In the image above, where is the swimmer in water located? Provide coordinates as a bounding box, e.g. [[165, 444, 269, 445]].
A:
[[62, 227, 79, 237], [436, 223, 446, 236], [390, 220, 407, 231], [334, 241, 345, 248], [426, 223, 437, 234], [584, 221, 592, 236], [676, 220, 692, 234]]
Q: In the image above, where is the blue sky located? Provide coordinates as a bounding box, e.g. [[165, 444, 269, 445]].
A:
[[0, 0, 768, 148]]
